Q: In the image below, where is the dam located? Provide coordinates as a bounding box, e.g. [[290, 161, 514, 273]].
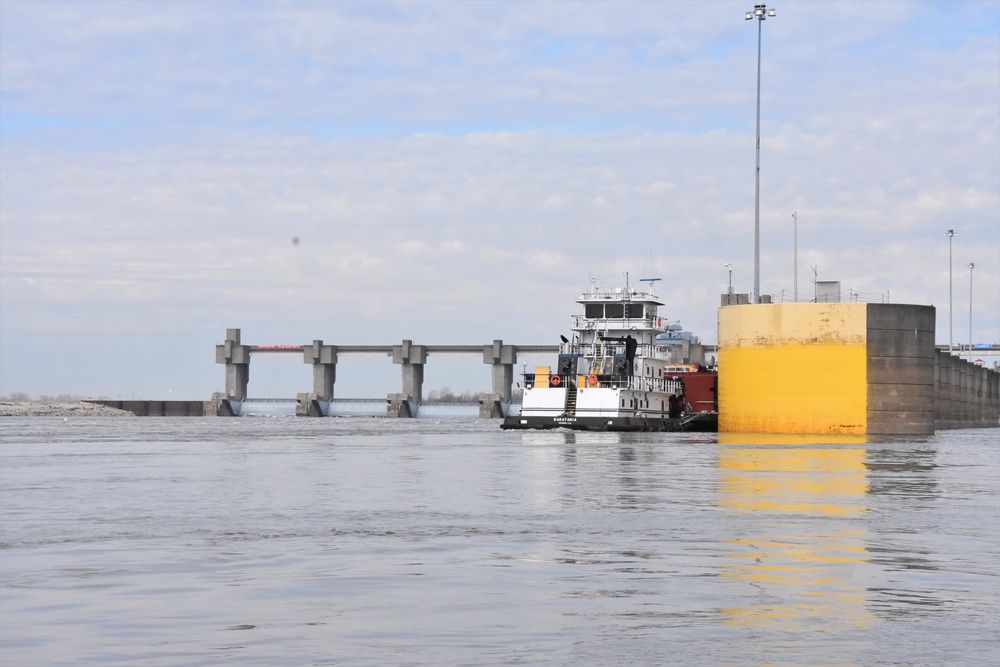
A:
[[87, 311, 998, 434], [214, 310, 1000, 432], [214, 328, 558, 419]]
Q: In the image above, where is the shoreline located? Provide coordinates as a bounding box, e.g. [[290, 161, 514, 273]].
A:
[[0, 401, 134, 417]]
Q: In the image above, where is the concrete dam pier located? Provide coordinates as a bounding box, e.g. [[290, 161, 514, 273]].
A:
[[212, 328, 560, 418]]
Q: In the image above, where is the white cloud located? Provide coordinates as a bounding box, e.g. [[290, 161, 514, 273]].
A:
[[1, 0, 997, 397]]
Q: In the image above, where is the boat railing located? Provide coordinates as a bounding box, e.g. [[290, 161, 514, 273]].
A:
[[564, 342, 666, 359], [523, 373, 683, 393], [572, 317, 664, 333]]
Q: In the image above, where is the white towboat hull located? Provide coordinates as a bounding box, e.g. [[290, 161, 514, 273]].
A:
[[502, 413, 687, 431]]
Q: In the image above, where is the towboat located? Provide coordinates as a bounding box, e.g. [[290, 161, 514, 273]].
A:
[[502, 277, 718, 432]]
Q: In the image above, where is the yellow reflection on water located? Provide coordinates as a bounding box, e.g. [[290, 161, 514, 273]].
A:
[[719, 432, 869, 446], [718, 445, 875, 630]]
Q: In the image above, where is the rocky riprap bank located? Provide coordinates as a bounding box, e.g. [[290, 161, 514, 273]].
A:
[[0, 402, 133, 417]]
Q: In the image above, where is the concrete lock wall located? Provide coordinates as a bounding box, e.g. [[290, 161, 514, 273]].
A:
[[718, 302, 998, 435], [935, 350, 1000, 429], [866, 304, 936, 435]]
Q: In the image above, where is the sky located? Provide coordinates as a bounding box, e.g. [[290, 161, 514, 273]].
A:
[[1, 0, 998, 400]]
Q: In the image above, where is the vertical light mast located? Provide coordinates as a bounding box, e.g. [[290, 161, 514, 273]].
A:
[[944, 229, 958, 353], [966, 261, 977, 358], [792, 211, 797, 302], [745, 3, 776, 304]]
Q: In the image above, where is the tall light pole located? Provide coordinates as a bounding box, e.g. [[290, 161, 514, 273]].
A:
[[967, 261, 977, 358], [746, 3, 776, 304], [792, 211, 797, 302], [944, 229, 957, 353]]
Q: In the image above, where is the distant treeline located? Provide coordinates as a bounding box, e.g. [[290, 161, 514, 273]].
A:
[[423, 387, 478, 403], [2, 390, 525, 403], [424, 387, 523, 402], [1, 392, 111, 402]]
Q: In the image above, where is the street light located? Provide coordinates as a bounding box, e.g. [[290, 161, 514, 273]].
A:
[[746, 3, 776, 304], [792, 211, 797, 302], [944, 229, 957, 353], [967, 261, 977, 358], [725, 263, 733, 294]]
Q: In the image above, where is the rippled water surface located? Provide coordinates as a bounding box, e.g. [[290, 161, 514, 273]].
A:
[[1, 418, 997, 666]]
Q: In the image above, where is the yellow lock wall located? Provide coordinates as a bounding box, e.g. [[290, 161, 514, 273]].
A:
[[718, 303, 868, 434]]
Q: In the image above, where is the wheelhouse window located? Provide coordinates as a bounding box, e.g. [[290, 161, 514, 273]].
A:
[[585, 303, 644, 318]]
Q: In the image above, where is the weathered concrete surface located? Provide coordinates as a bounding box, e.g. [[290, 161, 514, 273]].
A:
[[866, 304, 935, 435], [478, 393, 504, 418], [386, 393, 414, 418], [295, 393, 323, 417], [718, 303, 868, 435], [216, 328, 250, 400], [0, 401, 132, 417], [304, 341, 337, 399], [393, 340, 427, 405], [935, 350, 1000, 429], [86, 400, 207, 416], [866, 302, 936, 331]]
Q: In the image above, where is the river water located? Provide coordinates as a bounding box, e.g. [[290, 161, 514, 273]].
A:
[[1, 418, 997, 666]]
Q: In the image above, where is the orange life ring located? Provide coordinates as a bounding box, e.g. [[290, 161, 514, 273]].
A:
[[587, 374, 598, 386], [550, 374, 561, 386]]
